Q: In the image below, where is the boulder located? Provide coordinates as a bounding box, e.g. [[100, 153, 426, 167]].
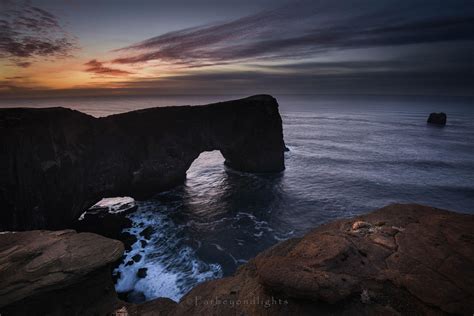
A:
[[74, 197, 137, 240], [0, 229, 124, 315], [0, 95, 286, 230], [427, 112, 447, 125], [137, 268, 148, 279]]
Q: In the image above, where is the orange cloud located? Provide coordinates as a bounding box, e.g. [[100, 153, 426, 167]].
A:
[[84, 59, 133, 76]]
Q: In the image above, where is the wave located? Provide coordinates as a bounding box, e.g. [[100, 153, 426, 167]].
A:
[[114, 202, 223, 302]]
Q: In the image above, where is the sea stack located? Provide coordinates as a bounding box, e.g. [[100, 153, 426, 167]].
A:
[[427, 112, 447, 125]]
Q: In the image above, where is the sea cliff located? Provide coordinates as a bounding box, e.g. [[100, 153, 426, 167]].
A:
[[0, 95, 285, 230]]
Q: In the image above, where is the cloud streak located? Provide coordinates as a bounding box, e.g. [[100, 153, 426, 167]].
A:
[[84, 59, 132, 76], [0, 0, 77, 67], [83, 62, 474, 97], [111, 0, 474, 67]]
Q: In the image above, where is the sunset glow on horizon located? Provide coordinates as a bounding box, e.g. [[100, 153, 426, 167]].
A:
[[1, 0, 473, 98]]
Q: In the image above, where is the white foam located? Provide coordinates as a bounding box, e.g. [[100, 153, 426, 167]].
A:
[[274, 230, 295, 241], [114, 202, 223, 302], [77, 211, 87, 221], [211, 243, 225, 251], [90, 196, 135, 214]]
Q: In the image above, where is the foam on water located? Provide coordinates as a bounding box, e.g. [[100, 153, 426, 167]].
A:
[[114, 201, 223, 302]]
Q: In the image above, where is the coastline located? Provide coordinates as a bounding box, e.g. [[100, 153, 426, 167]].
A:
[[1, 95, 473, 315], [1, 203, 472, 315]]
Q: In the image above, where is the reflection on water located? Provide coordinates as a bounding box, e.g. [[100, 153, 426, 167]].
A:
[[114, 151, 291, 302], [175, 151, 289, 272]]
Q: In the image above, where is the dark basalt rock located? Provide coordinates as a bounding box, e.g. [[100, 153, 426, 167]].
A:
[[132, 254, 142, 262], [73, 197, 137, 241], [137, 268, 148, 278], [139, 226, 154, 240], [0, 95, 285, 230], [427, 112, 447, 125], [73, 210, 136, 241], [121, 231, 138, 252]]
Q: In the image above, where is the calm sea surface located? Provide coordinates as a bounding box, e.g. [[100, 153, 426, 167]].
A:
[[2, 94, 473, 302]]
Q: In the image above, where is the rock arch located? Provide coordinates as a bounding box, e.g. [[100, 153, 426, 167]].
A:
[[0, 95, 285, 230]]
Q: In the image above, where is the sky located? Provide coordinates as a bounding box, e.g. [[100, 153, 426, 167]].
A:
[[1, 0, 473, 98]]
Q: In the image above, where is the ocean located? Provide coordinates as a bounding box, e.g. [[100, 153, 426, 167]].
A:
[[2, 94, 473, 302]]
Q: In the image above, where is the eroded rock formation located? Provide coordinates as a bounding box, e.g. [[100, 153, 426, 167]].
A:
[[0, 230, 124, 315], [0, 95, 285, 230], [162, 204, 473, 316]]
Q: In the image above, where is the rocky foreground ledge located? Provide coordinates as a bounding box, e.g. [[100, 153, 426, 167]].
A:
[[0, 230, 124, 315], [1, 204, 473, 315], [133, 204, 474, 316]]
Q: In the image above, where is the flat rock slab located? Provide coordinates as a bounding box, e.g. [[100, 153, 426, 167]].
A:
[[0, 229, 124, 308]]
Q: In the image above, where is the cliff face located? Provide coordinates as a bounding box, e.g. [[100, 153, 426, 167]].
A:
[[0, 95, 285, 230]]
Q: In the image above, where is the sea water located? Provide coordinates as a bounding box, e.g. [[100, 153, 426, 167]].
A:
[[2, 94, 473, 301]]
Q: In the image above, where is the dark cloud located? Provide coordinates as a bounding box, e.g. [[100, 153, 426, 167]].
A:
[[2, 61, 473, 97], [92, 58, 473, 96], [15, 61, 31, 68], [0, 0, 77, 66], [1, 0, 472, 97], [84, 59, 133, 76], [111, 0, 474, 67]]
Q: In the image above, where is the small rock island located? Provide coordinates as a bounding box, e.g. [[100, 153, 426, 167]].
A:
[[427, 112, 447, 125]]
